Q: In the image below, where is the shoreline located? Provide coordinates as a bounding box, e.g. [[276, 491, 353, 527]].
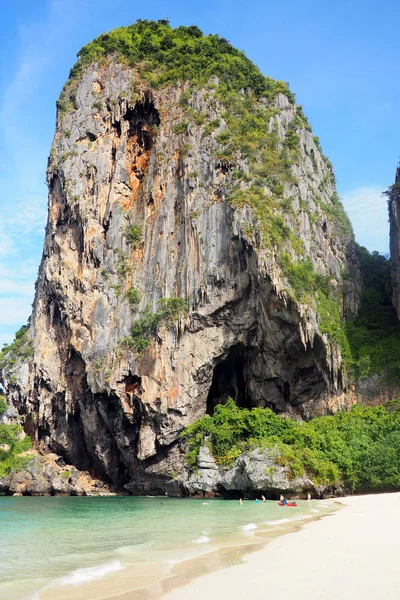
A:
[[102, 499, 339, 600], [7, 492, 398, 599], [148, 492, 400, 600], [3, 495, 333, 600]]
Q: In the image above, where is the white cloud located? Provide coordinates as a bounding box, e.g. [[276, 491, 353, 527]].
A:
[[340, 186, 389, 255], [0, 298, 33, 324], [3, 196, 47, 241], [8, 197, 48, 235], [0, 279, 34, 296], [0, 0, 73, 153], [0, 0, 89, 345], [0, 228, 16, 257], [0, 333, 16, 348], [0, 260, 39, 281]]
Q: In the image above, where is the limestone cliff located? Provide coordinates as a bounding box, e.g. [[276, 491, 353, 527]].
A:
[[1, 22, 362, 494], [389, 164, 400, 318]]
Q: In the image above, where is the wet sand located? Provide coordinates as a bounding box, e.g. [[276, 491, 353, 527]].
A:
[[156, 492, 400, 600], [103, 500, 338, 600]]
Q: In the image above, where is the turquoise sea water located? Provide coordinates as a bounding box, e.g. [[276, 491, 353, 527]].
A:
[[0, 496, 333, 600]]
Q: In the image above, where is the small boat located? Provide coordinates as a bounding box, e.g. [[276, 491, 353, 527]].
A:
[[277, 501, 297, 507]]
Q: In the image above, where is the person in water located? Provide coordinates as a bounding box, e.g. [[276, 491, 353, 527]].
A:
[[239, 498, 243, 505], [261, 495, 266, 502]]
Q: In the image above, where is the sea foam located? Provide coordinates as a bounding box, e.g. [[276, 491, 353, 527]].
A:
[[241, 523, 257, 531], [192, 536, 211, 544], [59, 560, 124, 585], [265, 518, 290, 525]]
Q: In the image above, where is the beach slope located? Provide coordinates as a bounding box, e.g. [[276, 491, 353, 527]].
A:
[[162, 493, 400, 600]]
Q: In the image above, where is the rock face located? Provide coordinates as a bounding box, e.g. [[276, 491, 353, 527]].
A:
[[0, 451, 113, 496], [389, 165, 400, 318], [1, 23, 362, 494], [169, 446, 322, 499]]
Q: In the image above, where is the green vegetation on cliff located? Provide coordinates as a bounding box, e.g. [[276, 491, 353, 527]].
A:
[[0, 423, 32, 478], [0, 395, 7, 416], [278, 245, 400, 381], [0, 395, 32, 478], [0, 325, 33, 371], [345, 245, 400, 381], [67, 20, 293, 100], [182, 398, 400, 491], [279, 253, 352, 368], [63, 20, 349, 250], [123, 297, 188, 354]]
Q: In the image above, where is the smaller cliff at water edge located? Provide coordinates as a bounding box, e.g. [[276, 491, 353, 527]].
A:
[[2, 20, 400, 498]]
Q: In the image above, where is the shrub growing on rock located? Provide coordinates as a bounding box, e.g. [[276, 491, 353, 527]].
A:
[[182, 398, 400, 491]]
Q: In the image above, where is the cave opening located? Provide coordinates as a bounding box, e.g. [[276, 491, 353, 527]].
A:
[[112, 120, 122, 137], [124, 98, 160, 145], [206, 345, 252, 415]]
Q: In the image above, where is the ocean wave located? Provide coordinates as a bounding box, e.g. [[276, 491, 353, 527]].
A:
[[241, 523, 257, 531], [192, 536, 211, 544], [265, 518, 289, 525], [28, 561, 125, 599], [59, 560, 125, 585]]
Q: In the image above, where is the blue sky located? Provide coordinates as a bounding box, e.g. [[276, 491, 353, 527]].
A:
[[0, 0, 399, 347]]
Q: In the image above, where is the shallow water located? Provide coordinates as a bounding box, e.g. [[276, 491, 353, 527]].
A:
[[0, 495, 333, 599]]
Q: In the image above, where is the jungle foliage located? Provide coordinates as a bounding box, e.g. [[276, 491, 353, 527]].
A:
[[0, 394, 32, 478], [182, 398, 400, 491], [0, 423, 32, 478]]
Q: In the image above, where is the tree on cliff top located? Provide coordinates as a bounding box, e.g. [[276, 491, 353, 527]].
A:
[[66, 19, 294, 101]]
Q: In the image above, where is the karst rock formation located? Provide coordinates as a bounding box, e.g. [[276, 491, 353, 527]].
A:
[[1, 22, 366, 494]]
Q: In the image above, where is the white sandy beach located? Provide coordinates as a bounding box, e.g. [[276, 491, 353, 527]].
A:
[[161, 493, 400, 600]]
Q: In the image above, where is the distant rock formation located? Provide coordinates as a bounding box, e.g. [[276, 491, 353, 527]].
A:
[[389, 164, 400, 318], [0, 451, 113, 496]]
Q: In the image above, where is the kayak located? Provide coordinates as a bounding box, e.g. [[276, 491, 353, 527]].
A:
[[277, 501, 297, 507]]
